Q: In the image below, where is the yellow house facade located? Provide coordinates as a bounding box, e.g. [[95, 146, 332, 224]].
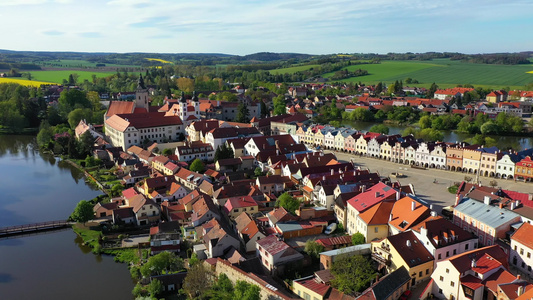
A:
[[372, 231, 434, 286]]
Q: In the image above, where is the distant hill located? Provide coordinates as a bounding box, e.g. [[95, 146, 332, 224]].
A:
[[242, 52, 313, 61]]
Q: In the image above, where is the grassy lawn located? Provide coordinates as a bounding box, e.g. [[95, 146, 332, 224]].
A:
[[270, 64, 320, 75], [30, 70, 115, 83], [323, 59, 533, 89], [448, 185, 459, 194], [72, 222, 102, 248]]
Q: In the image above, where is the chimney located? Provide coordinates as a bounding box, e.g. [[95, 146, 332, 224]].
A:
[[511, 202, 516, 210], [430, 211, 437, 217], [361, 185, 366, 193], [396, 191, 400, 201], [471, 259, 477, 268], [517, 274, 521, 280], [375, 192, 380, 198], [411, 201, 416, 211], [331, 169, 334, 176], [323, 175, 326, 181], [516, 200, 520, 207], [484, 196, 491, 205], [406, 240, 411, 247]]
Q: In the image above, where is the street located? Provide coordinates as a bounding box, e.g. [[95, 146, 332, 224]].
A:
[[325, 150, 533, 214]]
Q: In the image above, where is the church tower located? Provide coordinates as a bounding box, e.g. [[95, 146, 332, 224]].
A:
[[135, 74, 149, 109], [179, 91, 187, 121], [192, 91, 200, 117]]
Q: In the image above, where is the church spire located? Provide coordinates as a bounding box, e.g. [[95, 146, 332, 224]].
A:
[[137, 74, 146, 90]]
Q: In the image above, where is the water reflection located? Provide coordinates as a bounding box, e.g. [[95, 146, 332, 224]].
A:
[[75, 235, 93, 254], [0, 273, 15, 283]]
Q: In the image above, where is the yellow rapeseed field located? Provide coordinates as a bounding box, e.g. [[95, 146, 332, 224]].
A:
[[0, 77, 56, 87], [145, 58, 173, 64]]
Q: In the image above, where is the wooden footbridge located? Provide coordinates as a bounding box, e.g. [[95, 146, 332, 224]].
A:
[[0, 220, 72, 238]]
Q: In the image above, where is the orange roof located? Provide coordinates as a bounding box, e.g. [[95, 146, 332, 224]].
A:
[[359, 201, 394, 225], [389, 196, 430, 232], [482, 268, 517, 293], [106, 101, 134, 118], [511, 222, 533, 249]]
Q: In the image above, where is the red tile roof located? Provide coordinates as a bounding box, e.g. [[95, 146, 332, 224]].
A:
[[389, 196, 430, 232], [223, 196, 258, 213], [511, 222, 533, 249], [460, 275, 483, 290], [256, 235, 291, 256], [294, 277, 331, 297], [482, 268, 517, 293], [347, 182, 397, 213], [359, 201, 394, 225], [106, 101, 134, 118], [447, 245, 508, 274]]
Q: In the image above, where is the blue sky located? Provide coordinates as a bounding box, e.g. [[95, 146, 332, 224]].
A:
[[2, 0, 532, 55]]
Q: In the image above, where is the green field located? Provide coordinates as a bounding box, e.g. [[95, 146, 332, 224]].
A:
[[322, 59, 533, 89], [270, 64, 320, 75], [37, 59, 140, 69], [29, 70, 115, 83]]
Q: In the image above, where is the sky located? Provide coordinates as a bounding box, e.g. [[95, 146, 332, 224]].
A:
[[1, 0, 532, 55]]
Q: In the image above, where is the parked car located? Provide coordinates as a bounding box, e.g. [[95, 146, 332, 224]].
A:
[[324, 223, 337, 235]]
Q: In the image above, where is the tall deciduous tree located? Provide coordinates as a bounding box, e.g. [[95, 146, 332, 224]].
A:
[[70, 200, 94, 224], [182, 264, 214, 299], [273, 95, 286, 116], [275, 192, 300, 214], [331, 255, 376, 295], [140, 251, 184, 278], [352, 232, 365, 245], [235, 102, 250, 123], [190, 158, 205, 173]]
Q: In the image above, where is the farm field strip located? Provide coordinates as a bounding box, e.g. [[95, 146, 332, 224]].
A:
[[269, 64, 320, 74], [29, 70, 115, 83], [0, 77, 57, 86]]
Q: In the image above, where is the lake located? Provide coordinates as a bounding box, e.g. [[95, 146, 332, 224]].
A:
[[340, 120, 533, 151], [0, 135, 134, 299]]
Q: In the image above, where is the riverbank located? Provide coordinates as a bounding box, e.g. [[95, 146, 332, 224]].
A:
[[72, 222, 147, 264]]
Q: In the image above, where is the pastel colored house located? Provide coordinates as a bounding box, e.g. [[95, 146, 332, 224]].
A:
[[256, 235, 304, 272], [371, 231, 434, 286]]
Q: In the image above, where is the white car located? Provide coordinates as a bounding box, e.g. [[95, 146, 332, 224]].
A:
[[324, 223, 337, 235]]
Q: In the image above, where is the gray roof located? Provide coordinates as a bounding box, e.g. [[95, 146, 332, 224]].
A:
[[454, 198, 520, 228], [319, 244, 371, 257], [338, 183, 359, 194], [373, 266, 411, 300], [276, 222, 303, 232]]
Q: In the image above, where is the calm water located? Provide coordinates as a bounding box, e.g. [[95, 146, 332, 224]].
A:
[[0, 135, 134, 299], [340, 120, 533, 151]]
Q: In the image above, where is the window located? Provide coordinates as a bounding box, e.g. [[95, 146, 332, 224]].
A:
[[450, 281, 455, 287], [375, 227, 378, 233], [465, 244, 469, 250], [446, 268, 449, 274], [438, 254, 442, 259], [426, 269, 429, 275], [440, 276, 444, 282], [521, 248, 524, 255]]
